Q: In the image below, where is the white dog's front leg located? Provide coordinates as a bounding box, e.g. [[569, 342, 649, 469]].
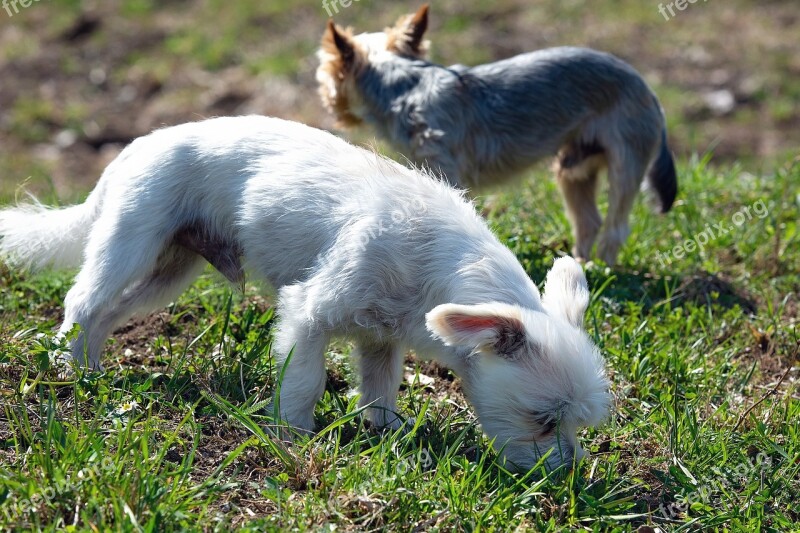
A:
[[355, 340, 404, 430], [272, 286, 330, 434], [273, 330, 328, 433]]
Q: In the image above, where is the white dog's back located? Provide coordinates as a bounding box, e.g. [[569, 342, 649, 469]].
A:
[[1, 115, 536, 366]]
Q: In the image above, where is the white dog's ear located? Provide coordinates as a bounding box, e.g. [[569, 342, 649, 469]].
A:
[[390, 4, 430, 58], [541, 256, 590, 328], [426, 303, 528, 358]]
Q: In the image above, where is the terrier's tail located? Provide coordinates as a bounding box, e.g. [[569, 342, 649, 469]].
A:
[[646, 129, 678, 213], [0, 191, 101, 272]]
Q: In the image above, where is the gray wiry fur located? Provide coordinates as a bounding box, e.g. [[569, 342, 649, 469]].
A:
[[0, 116, 610, 472], [317, 8, 678, 265]]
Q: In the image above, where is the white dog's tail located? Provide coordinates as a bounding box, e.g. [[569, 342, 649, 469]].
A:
[[0, 193, 100, 272]]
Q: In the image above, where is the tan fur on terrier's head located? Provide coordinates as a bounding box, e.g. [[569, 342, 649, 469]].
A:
[[385, 4, 430, 58], [317, 20, 366, 128], [317, 5, 430, 127]]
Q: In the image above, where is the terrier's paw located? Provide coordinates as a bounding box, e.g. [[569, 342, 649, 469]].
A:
[[596, 241, 621, 268]]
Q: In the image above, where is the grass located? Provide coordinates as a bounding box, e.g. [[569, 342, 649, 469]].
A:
[[0, 156, 798, 531], [1, 0, 798, 529]]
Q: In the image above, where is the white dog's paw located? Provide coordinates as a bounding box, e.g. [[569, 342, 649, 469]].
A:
[[370, 414, 417, 435], [265, 420, 314, 443], [53, 357, 75, 381]]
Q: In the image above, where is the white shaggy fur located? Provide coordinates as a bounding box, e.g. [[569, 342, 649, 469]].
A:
[[0, 116, 611, 471]]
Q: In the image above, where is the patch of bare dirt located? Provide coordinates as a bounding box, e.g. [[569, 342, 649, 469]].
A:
[[672, 271, 757, 314]]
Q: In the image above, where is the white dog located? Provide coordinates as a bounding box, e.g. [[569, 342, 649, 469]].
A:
[[0, 116, 610, 471]]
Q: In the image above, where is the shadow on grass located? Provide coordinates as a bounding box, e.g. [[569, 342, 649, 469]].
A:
[[514, 245, 757, 315]]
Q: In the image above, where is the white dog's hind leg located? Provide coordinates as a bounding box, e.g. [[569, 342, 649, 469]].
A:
[[90, 246, 206, 353], [60, 220, 169, 368], [355, 339, 404, 430], [272, 285, 330, 434]]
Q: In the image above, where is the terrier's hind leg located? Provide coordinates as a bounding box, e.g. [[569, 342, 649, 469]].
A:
[[355, 339, 405, 430], [597, 148, 650, 266], [595, 104, 664, 266], [554, 148, 605, 262]]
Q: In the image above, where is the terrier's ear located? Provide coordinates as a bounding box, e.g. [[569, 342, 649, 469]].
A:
[[541, 256, 590, 328], [325, 19, 355, 66], [426, 303, 527, 358], [406, 4, 430, 48], [390, 4, 430, 57]]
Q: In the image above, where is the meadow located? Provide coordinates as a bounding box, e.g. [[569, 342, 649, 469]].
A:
[[1, 0, 798, 531]]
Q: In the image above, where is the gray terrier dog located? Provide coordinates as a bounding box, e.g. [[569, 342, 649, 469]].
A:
[[317, 5, 677, 265]]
